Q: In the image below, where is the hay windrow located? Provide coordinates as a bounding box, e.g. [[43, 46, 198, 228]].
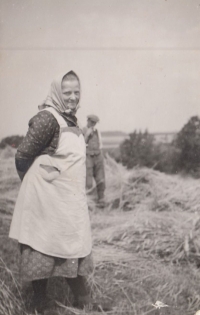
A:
[[103, 154, 200, 213], [92, 209, 200, 264]]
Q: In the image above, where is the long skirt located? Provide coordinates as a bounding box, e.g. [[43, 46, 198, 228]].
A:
[[19, 244, 93, 282]]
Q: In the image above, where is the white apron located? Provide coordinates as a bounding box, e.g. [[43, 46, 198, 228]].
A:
[[9, 108, 92, 259]]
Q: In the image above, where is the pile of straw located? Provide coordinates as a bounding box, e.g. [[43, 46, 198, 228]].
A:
[[104, 154, 200, 213], [92, 209, 200, 265]]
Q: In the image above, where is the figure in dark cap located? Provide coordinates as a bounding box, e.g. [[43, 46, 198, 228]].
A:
[[83, 115, 105, 207]]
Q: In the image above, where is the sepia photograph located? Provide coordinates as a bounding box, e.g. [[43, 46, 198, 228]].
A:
[[0, 0, 200, 314]]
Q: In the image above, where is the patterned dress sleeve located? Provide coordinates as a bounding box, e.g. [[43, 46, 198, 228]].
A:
[[16, 110, 59, 180]]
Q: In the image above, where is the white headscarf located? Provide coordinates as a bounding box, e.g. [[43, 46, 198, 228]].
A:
[[39, 71, 80, 116]]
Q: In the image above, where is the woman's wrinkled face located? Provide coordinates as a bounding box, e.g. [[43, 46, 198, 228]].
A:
[[61, 78, 80, 111]]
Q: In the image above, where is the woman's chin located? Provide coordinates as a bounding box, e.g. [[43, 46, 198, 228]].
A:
[[64, 108, 77, 115]]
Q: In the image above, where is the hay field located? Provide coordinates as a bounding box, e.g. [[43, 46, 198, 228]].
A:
[[1, 147, 200, 315]]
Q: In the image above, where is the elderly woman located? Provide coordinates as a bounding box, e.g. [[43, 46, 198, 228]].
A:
[[9, 71, 94, 313]]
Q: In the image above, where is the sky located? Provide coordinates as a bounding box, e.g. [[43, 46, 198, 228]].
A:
[[0, 0, 200, 139]]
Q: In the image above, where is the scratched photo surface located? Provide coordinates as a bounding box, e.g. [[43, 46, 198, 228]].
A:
[[0, 1, 200, 315]]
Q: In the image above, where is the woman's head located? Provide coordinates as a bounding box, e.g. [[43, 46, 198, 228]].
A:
[[41, 70, 80, 115], [61, 71, 80, 113]]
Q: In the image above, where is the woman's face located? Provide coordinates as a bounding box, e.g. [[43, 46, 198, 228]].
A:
[[61, 78, 80, 111]]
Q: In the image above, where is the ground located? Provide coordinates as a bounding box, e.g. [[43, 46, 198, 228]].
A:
[[1, 146, 200, 315]]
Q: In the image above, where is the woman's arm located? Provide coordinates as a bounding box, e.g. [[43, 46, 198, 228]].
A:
[[16, 110, 59, 180]]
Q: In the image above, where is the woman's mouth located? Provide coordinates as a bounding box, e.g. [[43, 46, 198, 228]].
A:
[[67, 102, 76, 109]]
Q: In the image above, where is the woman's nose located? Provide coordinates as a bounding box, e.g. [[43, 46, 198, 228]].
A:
[[69, 93, 76, 100]]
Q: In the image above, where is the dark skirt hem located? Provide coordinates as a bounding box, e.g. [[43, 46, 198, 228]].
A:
[[19, 244, 94, 282]]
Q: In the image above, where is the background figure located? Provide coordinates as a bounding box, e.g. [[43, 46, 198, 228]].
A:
[[83, 115, 105, 208]]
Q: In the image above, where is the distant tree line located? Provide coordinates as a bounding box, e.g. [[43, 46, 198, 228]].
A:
[[107, 116, 200, 177], [2, 116, 200, 177]]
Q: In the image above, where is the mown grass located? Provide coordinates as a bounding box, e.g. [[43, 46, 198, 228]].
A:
[[1, 147, 200, 315]]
